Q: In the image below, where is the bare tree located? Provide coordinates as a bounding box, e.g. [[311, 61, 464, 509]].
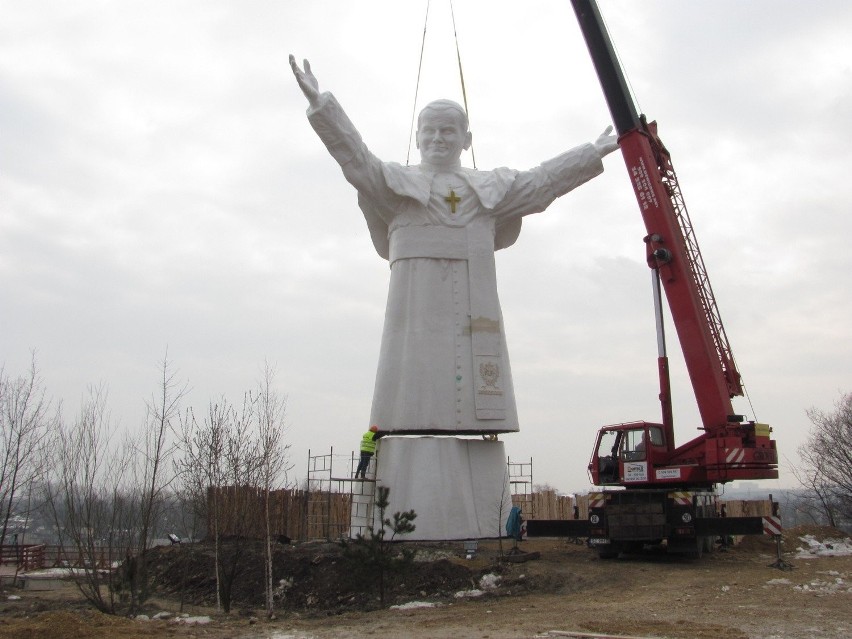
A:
[[177, 394, 263, 614], [253, 362, 292, 618], [217, 393, 261, 613], [796, 392, 852, 527], [43, 384, 133, 614], [122, 352, 188, 613], [173, 365, 293, 615], [789, 460, 840, 528], [171, 447, 208, 613], [0, 354, 56, 547], [495, 468, 511, 559], [177, 400, 229, 611]]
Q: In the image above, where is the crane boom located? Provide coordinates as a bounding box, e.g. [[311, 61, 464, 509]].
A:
[[527, 1, 781, 558], [573, 0, 742, 430], [571, 0, 777, 485]]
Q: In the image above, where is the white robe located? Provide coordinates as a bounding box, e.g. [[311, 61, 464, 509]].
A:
[[307, 92, 604, 434]]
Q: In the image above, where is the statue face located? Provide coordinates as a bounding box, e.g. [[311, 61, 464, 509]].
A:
[[416, 108, 471, 167]]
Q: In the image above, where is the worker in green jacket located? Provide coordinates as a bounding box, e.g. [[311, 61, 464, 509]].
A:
[[355, 425, 383, 479]]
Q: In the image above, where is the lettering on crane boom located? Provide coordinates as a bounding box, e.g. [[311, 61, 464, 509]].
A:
[[631, 158, 660, 212]]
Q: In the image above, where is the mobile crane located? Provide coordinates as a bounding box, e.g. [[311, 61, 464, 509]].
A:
[[526, 0, 780, 557]]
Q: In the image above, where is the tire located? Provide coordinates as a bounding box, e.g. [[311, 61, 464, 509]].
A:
[[668, 538, 703, 558], [597, 542, 622, 559]]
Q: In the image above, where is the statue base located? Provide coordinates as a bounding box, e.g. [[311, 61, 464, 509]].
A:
[[353, 436, 512, 541]]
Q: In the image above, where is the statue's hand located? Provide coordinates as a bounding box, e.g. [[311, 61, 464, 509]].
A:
[[593, 125, 619, 157], [289, 54, 320, 107]]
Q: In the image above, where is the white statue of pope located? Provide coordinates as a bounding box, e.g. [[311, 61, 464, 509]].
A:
[[290, 55, 618, 539]]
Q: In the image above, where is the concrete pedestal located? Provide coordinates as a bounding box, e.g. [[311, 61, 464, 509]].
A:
[[359, 436, 512, 541]]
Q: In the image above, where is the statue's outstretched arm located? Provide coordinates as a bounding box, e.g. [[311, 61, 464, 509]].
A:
[[594, 125, 619, 157], [289, 54, 320, 108]]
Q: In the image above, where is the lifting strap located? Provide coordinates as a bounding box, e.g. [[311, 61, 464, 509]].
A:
[[406, 0, 477, 168]]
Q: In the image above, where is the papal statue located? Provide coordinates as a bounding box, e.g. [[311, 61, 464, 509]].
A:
[[290, 55, 618, 538]]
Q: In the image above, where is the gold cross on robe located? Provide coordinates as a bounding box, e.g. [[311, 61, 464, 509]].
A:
[[444, 189, 461, 214]]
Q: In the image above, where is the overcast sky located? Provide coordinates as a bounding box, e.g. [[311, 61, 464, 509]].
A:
[[2, 0, 851, 494]]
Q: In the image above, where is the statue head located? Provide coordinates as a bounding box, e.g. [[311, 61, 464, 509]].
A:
[[416, 99, 472, 167]]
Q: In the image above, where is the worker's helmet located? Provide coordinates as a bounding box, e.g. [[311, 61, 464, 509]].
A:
[[369, 425, 379, 432]]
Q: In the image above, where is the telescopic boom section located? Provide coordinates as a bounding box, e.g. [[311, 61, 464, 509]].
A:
[[572, 0, 743, 432]]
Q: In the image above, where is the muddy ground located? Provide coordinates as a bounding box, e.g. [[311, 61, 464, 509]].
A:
[[0, 525, 850, 639]]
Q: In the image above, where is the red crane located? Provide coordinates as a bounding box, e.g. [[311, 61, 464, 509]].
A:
[[572, 0, 777, 489], [528, 1, 781, 558]]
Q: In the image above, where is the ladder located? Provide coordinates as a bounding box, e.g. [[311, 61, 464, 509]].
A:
[[305, 447, 379, 540], [507, 456, 534, 520]]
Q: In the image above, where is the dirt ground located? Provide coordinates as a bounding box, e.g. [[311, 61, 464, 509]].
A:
[[1, 525, 850, 639]]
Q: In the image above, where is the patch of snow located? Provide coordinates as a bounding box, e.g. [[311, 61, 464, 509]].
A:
[[20, 566, 112, 579], [412, 549, 456, 562], [7, 595, 21, 600], [765, 569, 851, 595], [793, 577, 851, 595], [479, 573, 501, 590], [389, 600, 440, 610], [269, 634, 316, 639], [794, 535, 852, 559], [173, 615, 212, 625], [766, 578, 793, 586], [20, 567, 76, 578], [454, 588, 485, 598], [720, 585, 730, 592], [135, 614, 150, 621]]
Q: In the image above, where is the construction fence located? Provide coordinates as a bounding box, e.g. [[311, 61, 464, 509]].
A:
[[206, 485, 351, 541], [0, 544, 118, 572], [209, 485, 775, 541], [513, 491, 775, 521]]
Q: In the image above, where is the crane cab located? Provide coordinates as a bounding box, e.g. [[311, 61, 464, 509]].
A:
[[589, 421, 667, 487]]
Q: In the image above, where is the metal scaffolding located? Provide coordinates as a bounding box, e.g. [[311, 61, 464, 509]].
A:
[[305, 447, 378, 540], [507, 456, 534, 520]]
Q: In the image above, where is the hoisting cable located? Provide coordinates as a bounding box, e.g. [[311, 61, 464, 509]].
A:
[[406, 1, 431, 166], [449, 0, 476, 168], [596, 1, 643, 122], [596, 2, 759, 424], [406, 0, 477, 168], [743, 381, 759, 424]]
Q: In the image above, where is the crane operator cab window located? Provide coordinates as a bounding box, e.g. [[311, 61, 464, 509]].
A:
[[624, 427, 665, 462], [595, 427, 665, 483], [596, 430, 621, 484]]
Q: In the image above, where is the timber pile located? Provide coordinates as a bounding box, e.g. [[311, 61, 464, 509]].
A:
[[209, 486, 775, 542], [207, 486, 351, 541]]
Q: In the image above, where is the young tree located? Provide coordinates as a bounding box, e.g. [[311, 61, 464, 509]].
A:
[[0, 355, 55, 547], [173, 365, 293, 615], [122, 353, 188, 613], [43, 384, 133, 614], [253, 362, 292, 618], [177, 400, 229, 611], [171, 455, 208, 613], [217, 393, 262, 614], [177, 394, 261, 614], [495, 469, 511, 559], [342, 486, 416, 606], [796, 392, 852, 527]]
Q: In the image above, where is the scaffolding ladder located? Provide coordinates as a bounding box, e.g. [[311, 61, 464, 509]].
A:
[[306, 448, 337, 540], [305, 447, 378, 540], [507, 456, 534, 520], [342, 450, 377, 539]]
